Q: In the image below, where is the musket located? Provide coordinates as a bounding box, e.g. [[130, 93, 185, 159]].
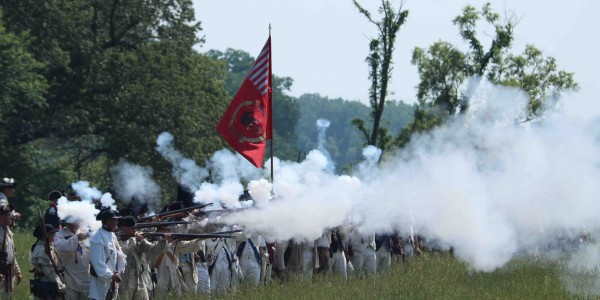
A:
[[141, 232, 236, 240], [196, 207, 253, 218], [210, 229, 243, 235], [120, 220, 194, 230], [138, 203, 214, 222], [115, 221, 196, 238], [106, 273, 116, 300], [0, 220, 8, 292]]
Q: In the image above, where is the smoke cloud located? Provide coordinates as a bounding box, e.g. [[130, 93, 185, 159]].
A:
[[220, 79, 599, 274], [151, 78, 599, 296], [56, 196, 101, 231], [155, 132, 209, 190], [71, 181, 102, 201], [112, 160, 161, 212], [316, 118, 335, 173]]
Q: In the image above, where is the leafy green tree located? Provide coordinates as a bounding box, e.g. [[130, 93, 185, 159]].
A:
[[412, 42, 466, 116], [0, 0, 231, 218], [451, 2, 514, 114], [489, 44, 578, 120], [352, 0, 408, 151], [0, 8, 47, 145], [398, 2, 577, 148]]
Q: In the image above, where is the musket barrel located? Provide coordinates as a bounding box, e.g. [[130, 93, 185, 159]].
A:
[[142, 232, 235, 240], [133, 220, 193, 228], [138, 203, 213, 222], [198, 207, 253, 217]]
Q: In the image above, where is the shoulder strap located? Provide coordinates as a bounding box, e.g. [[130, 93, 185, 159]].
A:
[[247, 238, 262, 265]]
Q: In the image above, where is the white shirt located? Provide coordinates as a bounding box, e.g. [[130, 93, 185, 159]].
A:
[[89, 227, 126, 300], [54, 227, 90, 292]]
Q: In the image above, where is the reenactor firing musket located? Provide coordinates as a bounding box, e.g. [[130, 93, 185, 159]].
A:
[[115, 221, 195, 238], [141, 232, 236, 240], [128, 220, 194, 229], [137, 203, 214, 222]]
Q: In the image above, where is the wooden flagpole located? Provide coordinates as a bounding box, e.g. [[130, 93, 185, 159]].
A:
[[269, 24, 274, 185]]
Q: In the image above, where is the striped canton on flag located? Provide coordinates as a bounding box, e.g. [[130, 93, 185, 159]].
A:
[[248, 42, 271, 95]]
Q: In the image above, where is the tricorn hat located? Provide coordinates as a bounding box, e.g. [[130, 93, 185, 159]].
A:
[[67, 192, 82, 201], [33, 224, 58, 239], [0, 178, 16, 189], [95, 207, 121, 221], [47, 190, 63, 201]]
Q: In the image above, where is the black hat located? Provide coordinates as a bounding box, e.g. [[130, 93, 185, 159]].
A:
[[33, 224, 58, 239], [95, 207, 121, 221], [0, 178, 15, 189], [117, 215, 136, 228], [47, 190, 63, 201], [239, 190, 253, 202], [130, 196, 149, 216], [0, 204, 13, 215], [67, 192, 82, 201], [177, 184, 195, 208]]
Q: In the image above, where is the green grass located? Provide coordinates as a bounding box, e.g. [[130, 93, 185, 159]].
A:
[[186, 255, 572, 300], [13, 228, 36, 299], [10, 230, 593, 299]]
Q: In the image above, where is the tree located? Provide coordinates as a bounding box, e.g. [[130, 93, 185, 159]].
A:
[[352, 0, 408, 151], [452, 2, 514, 114], [0, 0, 231, 216], [411, 42, 466, 116], [397, 2, 577, 148], [489, 44, 578, 120], [0, 8, 47, 145]]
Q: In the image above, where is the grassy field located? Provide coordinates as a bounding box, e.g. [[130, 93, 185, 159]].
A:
[[10, 229, 593, 299]]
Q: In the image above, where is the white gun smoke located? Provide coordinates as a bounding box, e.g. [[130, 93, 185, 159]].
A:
[[155, 132, 209, 191], [151, 78, 599, 295], [112, 160, 161, 212], [56, 196, 101, 231], [221, 79, 599, 274]]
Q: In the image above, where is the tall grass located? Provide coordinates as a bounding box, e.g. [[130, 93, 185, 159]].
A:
[[182, 254, 575, 300], [9, 231, 588, 299]]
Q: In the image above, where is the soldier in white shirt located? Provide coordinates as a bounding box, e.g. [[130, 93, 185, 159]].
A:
[[0, 204, 21, 299], [117, 216, 165, 300], [329, 227, 348, 279], [30, 224, 65, 300], [375, 234, 392, 273], [153, 226, 203, 298], [237, 232, 265, 286], [54, 217, 91, 300], [89, 208, 127, 300], [347, 228, 377, 277], [207, 225, 242, 293]]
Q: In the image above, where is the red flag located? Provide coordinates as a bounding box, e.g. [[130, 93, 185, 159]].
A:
[[217, 37, 272, 168]]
